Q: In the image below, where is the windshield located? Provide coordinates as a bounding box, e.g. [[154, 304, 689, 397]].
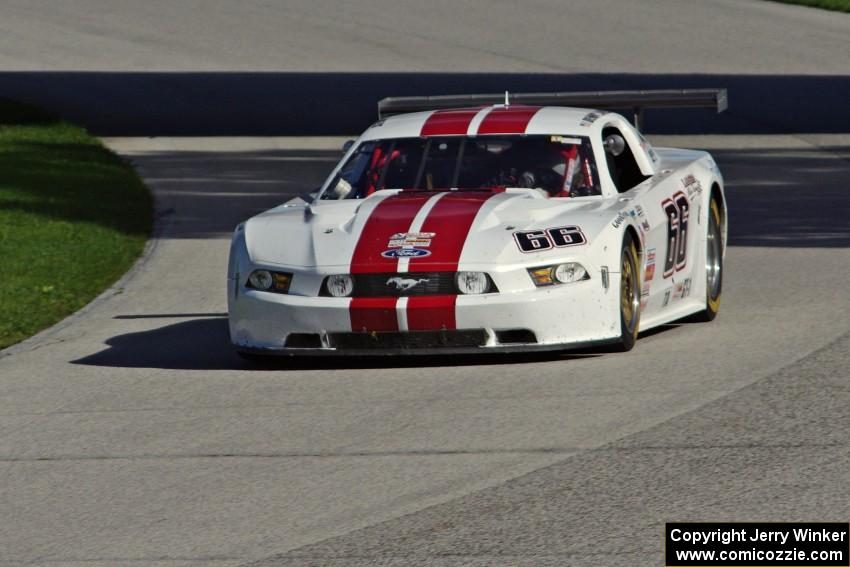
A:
[[321, 135, 600, 199]]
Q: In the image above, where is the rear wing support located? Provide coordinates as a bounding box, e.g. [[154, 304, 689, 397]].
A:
[[378, 89, 728, 130]]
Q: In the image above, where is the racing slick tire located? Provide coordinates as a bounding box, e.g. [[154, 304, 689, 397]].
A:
[[692, 197, 723, 322], [615, 231, 641, 351]]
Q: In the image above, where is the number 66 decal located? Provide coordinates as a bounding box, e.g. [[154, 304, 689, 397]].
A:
[[662, 191, 690, 278], [514, 226, 586, 252]]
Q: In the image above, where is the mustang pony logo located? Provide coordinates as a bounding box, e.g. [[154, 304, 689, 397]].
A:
[[386, 277, 430, 291]]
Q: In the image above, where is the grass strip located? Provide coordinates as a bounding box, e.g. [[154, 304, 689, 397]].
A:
[[764, 0, 850, 12], [0, 99, 152, 349]]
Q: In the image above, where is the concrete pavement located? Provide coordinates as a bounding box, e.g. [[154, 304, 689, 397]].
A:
[[1, 133, 849, 565], [1, 0, 850, 564]]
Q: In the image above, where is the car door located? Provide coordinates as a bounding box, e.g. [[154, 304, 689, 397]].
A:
[[595, 118, 690, 315], [636, 164, 699, 315]]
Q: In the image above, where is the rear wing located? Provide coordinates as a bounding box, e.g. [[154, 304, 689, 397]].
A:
[[377, 89, 728, 129]]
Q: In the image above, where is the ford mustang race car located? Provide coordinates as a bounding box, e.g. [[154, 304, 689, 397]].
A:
[[228, 90, 728, 356]]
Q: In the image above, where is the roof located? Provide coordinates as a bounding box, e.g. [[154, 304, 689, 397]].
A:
[[360, 105, 609, 141]]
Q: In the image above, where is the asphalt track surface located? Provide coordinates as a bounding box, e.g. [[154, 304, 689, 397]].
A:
[[1, 2, 850, 566]]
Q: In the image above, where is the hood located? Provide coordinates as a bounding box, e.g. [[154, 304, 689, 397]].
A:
[[244, 189, 619, 269]]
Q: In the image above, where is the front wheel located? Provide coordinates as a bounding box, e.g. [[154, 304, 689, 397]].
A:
[[692, 197, 723, 322], [615, 232, 641, 351]]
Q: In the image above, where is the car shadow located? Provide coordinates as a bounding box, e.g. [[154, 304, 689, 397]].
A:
[[637, 323, 684, 340], [72, 316, 602, 371]]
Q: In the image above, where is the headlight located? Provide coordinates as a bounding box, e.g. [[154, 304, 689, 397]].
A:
[[456, 271, 490, 294], [325, 274, 354, 297], [248, 270, 273, 290], [247, 269, 292, 293], [554, 262, 588, 284], [528, 263, 589, 287]]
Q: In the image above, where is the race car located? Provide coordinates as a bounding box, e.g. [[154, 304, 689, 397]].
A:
[[227, 90, 728, 356]]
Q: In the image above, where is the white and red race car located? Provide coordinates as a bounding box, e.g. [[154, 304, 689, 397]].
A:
[[227, 90, 728, 356]]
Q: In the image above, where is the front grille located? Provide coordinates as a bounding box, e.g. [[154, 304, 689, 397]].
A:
[[328, 329, 488, 350], [353, 272, 456, 297], [320, 272, 499, 297]]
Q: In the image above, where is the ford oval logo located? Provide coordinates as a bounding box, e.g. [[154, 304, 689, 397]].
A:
[[381, 248, 431, 258]]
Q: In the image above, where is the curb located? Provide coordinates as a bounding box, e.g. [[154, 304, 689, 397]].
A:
[[0, 173, 165, 359]]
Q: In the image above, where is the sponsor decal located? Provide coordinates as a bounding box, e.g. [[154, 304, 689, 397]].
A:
[[388, 231, 435, 248], [638, 134, 659, 163], [381, 247, 431, 258], [644, 247, 656, 282], [514, 226, 587, 252], [613, 205, 647, 230], [612, 211, 628, 228], [661, 277, 692, 308], [580, 110, 604, 127], [640, 244, 653, 308], [682, 173, 703, 200], [550, 135, 582, 145], [386, 277, 430, 292], [673, 277, 692, 300]]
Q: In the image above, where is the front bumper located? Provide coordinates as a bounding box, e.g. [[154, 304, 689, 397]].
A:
[[236, 336, 620, 357], [228, 275, 623, 355]]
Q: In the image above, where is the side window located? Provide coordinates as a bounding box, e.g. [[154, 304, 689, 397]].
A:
[[321, 141, 392, 200], [601, 126, 649, 193], [321, 139, 454, 198]]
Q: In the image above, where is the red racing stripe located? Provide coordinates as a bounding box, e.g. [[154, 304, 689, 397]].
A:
[[408, 192, 497, 272], [406, 191, 498, 330], [406, 296, 456, 330], [421, 108, 481, 136], [350, 298, 399, 332], [476, 106, 541, 135], [350, 192, 432, 274], [348, 191, 498, 332], [349, 192, 431, 331]]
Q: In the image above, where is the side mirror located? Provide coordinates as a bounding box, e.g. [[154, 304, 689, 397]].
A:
[[603, 134, 626, 157], [296, 188, 320, 204], [342, 139, 355, 153]]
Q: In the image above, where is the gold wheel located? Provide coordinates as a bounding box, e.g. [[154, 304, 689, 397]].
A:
[[706, 199, 722, 313], [617, 234, 641, 351], [693, 196, 723, 322]]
